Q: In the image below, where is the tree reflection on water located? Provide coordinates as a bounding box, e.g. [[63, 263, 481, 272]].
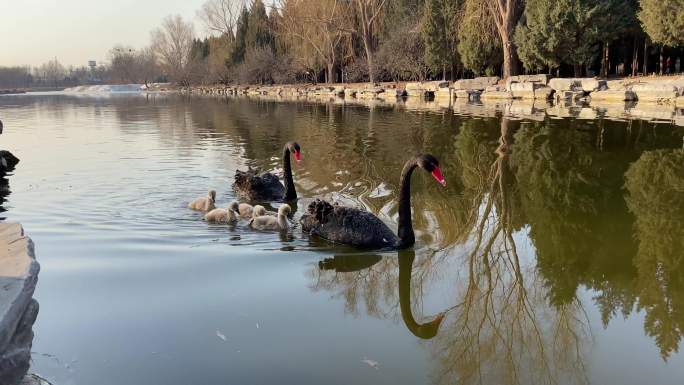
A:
[[625, 149, 684, 359], [432, 118, 590, 385], [305, 110, 684, 384], [99, 95, 684, 382]]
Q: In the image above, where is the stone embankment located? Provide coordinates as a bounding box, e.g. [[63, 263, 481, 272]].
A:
[[0, 223, 42, 385], [184, 75, 684, 106], [183, 76, 684, 126]]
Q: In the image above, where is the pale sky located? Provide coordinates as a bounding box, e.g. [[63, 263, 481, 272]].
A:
[[0, 0, 210, 67]]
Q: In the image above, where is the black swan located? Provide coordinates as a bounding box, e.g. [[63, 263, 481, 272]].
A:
[[233, 142, 301, 202], [0, 120, 20, 174], [300, 154, 446, 249], [0, 151, 19, 173]]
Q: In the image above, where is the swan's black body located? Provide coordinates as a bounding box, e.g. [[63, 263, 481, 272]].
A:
[[300, 154, 444, 249], [233, 142, 300, 202], [0, 120, 19, 174], [301, 200, 399, 248]]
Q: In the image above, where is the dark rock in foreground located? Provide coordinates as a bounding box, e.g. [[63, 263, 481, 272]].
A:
[[0, 224, 40, 385]]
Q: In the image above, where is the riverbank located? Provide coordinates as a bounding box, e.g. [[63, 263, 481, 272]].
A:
[[0, 90, 27, 95], [0, 87, 66, 95], [181, 76, 684, 126], [184, 75, 684, 103]]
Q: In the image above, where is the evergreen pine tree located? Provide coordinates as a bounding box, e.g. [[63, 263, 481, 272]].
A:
[[246, 0, 274, 50], [514, 0, 568, 72], [457, 0, 501, 75], [422, 0, 459, 79], [232, 6, 250, 64], [638, 0, 684, 47], [514, 0, 603, 76]]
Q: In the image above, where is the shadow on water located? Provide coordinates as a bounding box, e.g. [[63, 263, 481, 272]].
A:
[[318, 254, 383, 273]]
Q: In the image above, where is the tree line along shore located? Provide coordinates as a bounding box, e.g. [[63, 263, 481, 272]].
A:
[[1, 0, 683, 92]]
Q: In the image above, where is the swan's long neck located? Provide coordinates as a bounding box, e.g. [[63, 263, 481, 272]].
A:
[[278, 213, 289, 230], [282, 146, 297, 201], [397, 159, 418, 248]]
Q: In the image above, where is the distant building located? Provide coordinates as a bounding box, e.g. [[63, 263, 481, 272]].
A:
[[87, 61, 100, 84]]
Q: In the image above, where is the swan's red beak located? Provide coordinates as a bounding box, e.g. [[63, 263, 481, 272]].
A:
[[294, 150, 302, 162], [431, 167, 446, 187]]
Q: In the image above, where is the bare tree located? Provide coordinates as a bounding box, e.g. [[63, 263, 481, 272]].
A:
[[150, 15, 195, 86], [109, 45, 137, 83], [432, 118, 590, 385], [38, 58, 66, 88], [136, 47, 160, 87], [0, 66, 31, 89], [355, 0, 387, 84], [485, 0, 521, 79], [108, 45, 159, 85], [206, 36, 233, 84], [197, 0, 246, 38], [277, 0, 353, 83]]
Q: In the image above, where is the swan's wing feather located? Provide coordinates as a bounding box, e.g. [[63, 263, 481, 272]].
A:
[[302, 199, 397, 248], [233, 169, 285, 201], [251, 172, 285, 199]]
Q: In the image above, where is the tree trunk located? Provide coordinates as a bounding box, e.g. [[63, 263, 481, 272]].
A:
[[365, 43, 375, 83], [600, 42, 609, 78], [573, 64, 582, 77], [502, 37, 519, 79], [489, 0, 521, 80], [357, 0, 379, 84], [327, 63, 334, 83], [659, 45, 664, 75], [632, 36, 639, 77], [359, 5, 374, 82], [643, 39, 648, 75]]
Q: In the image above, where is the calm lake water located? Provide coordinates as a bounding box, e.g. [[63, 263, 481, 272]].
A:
[[0, 93, 683, 385]]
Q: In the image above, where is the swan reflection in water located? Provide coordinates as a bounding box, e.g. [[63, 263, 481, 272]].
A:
[[316, 250, 445, 340]]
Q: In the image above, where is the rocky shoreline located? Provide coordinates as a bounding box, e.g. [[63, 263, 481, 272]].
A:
[[184, 75, 684, 103], [182, 76, 684, 126]]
